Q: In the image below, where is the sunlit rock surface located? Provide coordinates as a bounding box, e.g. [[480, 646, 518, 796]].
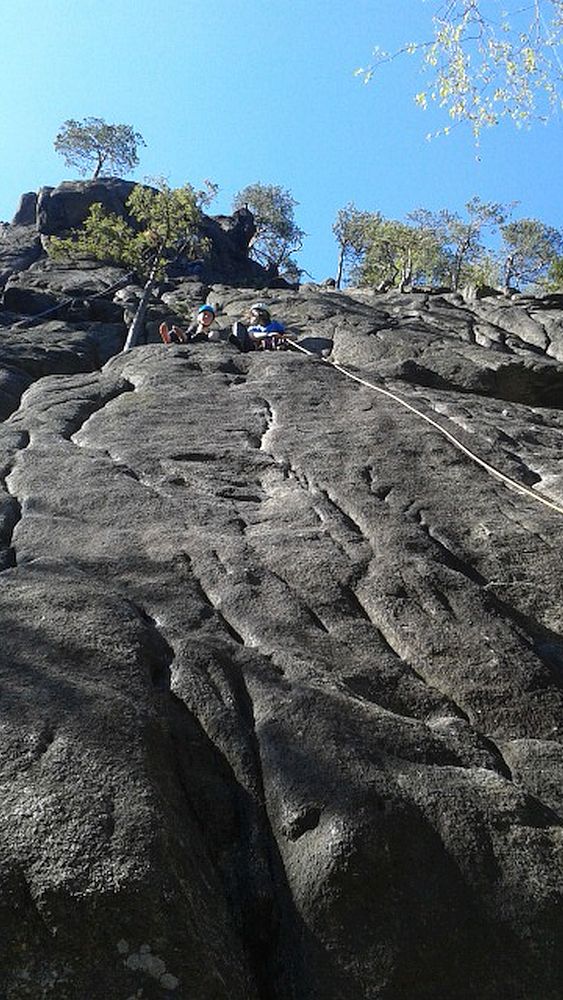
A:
[[0, 222, 562, 999]]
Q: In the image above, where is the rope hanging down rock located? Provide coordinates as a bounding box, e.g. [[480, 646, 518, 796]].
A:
[[289, 340, 563, 519], [11, 272, 136, 329]]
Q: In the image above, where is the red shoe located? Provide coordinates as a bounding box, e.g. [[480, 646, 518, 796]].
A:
[[159, 322, 171, 344]]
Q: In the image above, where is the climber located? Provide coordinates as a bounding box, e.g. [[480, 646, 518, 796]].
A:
[[159, 304, 220, 344], [230, 302, 289, 353]]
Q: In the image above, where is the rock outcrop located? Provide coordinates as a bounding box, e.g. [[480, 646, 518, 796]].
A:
[[4, 178, 275, 288], [0, 200, 562, 999], [36, 178, 139, 236]]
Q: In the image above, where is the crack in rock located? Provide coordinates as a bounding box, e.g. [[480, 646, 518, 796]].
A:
[[1, 430, 30, 570], [68, 377, 136, 442], [128, 599, 294, 1000], [259, 399, 276, 453]]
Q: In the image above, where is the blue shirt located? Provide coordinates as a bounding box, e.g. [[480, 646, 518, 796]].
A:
[[248, 320, 285, 339]]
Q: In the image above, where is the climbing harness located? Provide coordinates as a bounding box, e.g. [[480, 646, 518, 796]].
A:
[[288, 340, 563, 519]]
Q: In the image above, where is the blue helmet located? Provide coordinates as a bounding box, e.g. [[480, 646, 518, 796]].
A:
[[198, 304, 216, 316]]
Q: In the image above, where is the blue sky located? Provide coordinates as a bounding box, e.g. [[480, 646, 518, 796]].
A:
[[1, 0, 561, 279]]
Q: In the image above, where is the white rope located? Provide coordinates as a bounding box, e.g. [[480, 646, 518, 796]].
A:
[[289, 340, 563, 518]]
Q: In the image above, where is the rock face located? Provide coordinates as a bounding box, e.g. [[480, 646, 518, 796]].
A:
[[9, 178, 273, 287], [36, 178, 139, 235], [0, 223, 43, 287], [0, 215, 562, 999], [11, 192, 37, 227]]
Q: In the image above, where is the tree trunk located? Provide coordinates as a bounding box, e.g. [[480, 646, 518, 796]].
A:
[[122, 277, 154, 351], [503, 254, 514, 295], [92, 152, 104, 180], [336, 246, 345, 289], [453, 240, 469, 290], [376, 274, 397, 293], [399, 249, 413, 292], [122, 253, 161, 351]]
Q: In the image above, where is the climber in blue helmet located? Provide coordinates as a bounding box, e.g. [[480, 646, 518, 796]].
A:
[[230, 301, 289, 353], [159, 304, 220, 344]]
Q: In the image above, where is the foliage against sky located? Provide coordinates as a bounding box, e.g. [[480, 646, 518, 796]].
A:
[[334, 198, 563, 291], [232, 183, 306, 278], [49, 182, 206, 280], [1, 1, 562, 281], [54, 118, 146, 179], [358, 1, 563, 139]]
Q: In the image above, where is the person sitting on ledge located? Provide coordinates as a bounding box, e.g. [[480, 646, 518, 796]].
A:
[[230, 302, 288, 353], [159, 304, 220, 344]]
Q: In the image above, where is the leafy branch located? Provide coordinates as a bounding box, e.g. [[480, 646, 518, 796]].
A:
[[357, 1, 563, 139]]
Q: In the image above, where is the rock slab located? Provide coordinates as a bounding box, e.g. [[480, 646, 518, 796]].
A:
[[0, 269, 562, 997]]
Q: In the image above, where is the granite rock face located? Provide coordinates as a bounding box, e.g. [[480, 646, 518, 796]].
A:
[[0, 237, 562, 999]]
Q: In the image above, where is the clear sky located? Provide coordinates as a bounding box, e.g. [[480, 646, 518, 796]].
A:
[[1, 0, 561, 280]]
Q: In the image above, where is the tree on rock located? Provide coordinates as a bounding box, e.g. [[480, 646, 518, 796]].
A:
[[332, 203, 374, 288], [499, 218, 563, 292], [49, 181, 209, 350], [232, 183, 305, 279], [546, 256, 563, 291], [54, 117, 146, 179], [360, 215, 450, 292], [409, 198, 507, 290]]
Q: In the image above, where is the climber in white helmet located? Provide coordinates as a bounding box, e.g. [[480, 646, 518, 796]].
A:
[[230, 302, 289, 353]]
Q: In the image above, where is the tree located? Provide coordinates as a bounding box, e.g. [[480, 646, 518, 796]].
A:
[[332, 203, 374, 287], [499, 218, 563, 291], [444, 197, 507, 288], [360, 215, 448, 291], [358, 2, 563, 139], [49, 181, 209, 349], [409, 197, 507, 289], [54, 117, 146, 179], [457, 254, 501, 291], [545, 255, 563, 291], [232, 183, 305, 277]]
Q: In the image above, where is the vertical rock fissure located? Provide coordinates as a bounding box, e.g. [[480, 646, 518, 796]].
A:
[[225, 659, 308, 1000], [132, 602, 299, 1000], [1, 431, 30, 570]]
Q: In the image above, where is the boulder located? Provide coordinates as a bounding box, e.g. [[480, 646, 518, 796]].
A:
[[11, 191, 38, 226], [5, 180, 277, 290], [213, 206, 256, 251], [37, 178, 138, 236], [0, 318, 125, 419], [199, 213, 272, 286], [0, 223, 43, 288]]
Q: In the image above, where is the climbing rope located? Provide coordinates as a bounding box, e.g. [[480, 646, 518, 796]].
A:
[[288, 339, 563, 519], [10, 271, 136, 329], [8, 284, 563, 517]]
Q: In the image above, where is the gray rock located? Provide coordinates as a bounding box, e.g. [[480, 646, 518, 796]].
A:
[[11, 191, 38, 226], [0, 319, 125, 419], [37, 178, 138, 236], [0, 223, 43, 288], [3, 259, 130, 322], [3, 180, 278, 297], [199, 212, 272, 286], [0, 278, 562, 998]]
